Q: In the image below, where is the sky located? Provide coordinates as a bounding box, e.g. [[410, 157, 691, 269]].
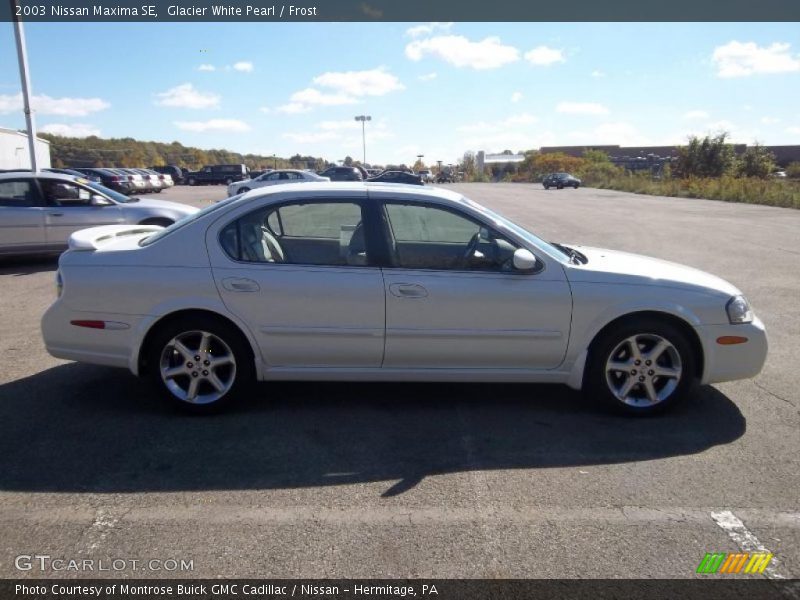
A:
[[1, 21, 799, 166]]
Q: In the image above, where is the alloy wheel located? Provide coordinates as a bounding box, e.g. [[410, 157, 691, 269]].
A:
[[604, 333, 682, 407], [159, 330, 237, 404]]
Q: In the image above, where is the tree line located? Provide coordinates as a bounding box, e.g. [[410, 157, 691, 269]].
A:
[[39, 133, 330, 172]]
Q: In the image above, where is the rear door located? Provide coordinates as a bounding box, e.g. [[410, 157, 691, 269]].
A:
[[0, 178, 47, 254], [39, 178, 124, 245], [207, 192, 386, 368]]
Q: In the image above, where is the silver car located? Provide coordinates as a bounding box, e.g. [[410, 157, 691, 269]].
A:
[[0, 172, 197, 256], [41, 183, 767, 415]]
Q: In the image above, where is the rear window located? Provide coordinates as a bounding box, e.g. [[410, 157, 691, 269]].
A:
[[140, 195, 240, 246]]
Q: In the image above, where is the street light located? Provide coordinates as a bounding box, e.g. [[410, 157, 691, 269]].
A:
[[272, 154, 277, 169], [354, 115, 371, 165], [416, 154, 424, 172], [11, 0, 38, 171]]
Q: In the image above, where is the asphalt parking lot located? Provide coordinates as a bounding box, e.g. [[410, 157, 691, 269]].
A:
[[0, 183, 798, 580]]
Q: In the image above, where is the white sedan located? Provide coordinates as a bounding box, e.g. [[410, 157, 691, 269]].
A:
[[227, 169, 329, 197], [42, 183, 767, 415]]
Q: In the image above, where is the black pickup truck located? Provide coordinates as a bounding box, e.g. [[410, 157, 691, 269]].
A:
[[184, 164, 249, 186]]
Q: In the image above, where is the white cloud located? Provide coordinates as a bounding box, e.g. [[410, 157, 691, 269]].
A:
[[276, 102, 310, 114], [312, 67, 404, 97], [39, 123, 101, 137], [418, 72, 438, 82], [787, 126, 800, 135], [197, 64, 216, 72], [0, 93, 110, 116], [591, 70, 606, 78], [524, 46, 565, 66], [405, 35, 519, 70], [232, 61, 254, 73], [319, 120, 361, 131], [276, 68, 403, 114], [406, 22, 453, 38], [259, 106, 271, 114], [712, 41, 800, 78], [556, 102, 609, 116], [760, 116, 780, 124], [155, 84, 220, 109], [684, 110, 710, 119], [511, 91, 523, 103], [174, 119, 250, 132]]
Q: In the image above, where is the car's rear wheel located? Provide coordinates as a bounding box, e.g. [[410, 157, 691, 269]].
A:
[[187, 177, 196, 186], [585, 317, 696, 415], [237, 187, 250, 194], [147, 316, 254, 414]]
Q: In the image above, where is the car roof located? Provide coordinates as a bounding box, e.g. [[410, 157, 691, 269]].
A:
[[0, 171, 86, 183], [232, 181, 463, 204]]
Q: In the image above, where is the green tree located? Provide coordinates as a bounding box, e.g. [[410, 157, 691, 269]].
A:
[[786, 162, 800, 179], [736, 144, 776, 178], [674, 133, 735, 178]]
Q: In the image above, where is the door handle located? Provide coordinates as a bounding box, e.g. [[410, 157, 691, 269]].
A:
[[49, 213, 64, 217], [222, 277, 260, 292], [389, 283, 428, 298]]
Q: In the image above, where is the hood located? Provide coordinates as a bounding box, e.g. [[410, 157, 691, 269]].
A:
[[122, 197, 198, 214], [565, 245, 740, 297]]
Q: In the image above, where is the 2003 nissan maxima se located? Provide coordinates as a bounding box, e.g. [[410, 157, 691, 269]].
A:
[[41, 183, 767, 415]]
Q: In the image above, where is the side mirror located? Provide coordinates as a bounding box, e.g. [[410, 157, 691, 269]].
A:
[[90, 195, 111, 206], [512, 248, 537, 272]]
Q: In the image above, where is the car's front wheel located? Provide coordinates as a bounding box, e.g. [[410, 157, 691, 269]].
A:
[[147, 316, 254, 414], [585, 317, 696, 415], [187, 177, 196, 186]]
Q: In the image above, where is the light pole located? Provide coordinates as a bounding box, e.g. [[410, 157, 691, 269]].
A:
[[416, 154, 424, 172], [11, 0, 38, 171], [272, 154, 277, 169], [354, 115, 371, 165]]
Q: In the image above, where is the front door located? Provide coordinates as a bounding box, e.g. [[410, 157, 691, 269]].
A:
[[209, 195, 385, 368], [379, 201, 572, 369]]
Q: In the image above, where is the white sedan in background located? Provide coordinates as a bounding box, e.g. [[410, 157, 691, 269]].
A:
[[227, 169, 329, 197], [42, 183, 767, 415]]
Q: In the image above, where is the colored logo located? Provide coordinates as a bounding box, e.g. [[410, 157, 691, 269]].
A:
[[696, 552, 774, 574]]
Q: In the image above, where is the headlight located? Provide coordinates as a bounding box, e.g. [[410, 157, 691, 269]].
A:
[[726, 295, 753, 324]]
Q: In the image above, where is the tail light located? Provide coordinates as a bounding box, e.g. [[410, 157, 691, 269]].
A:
[[128, 175, 135, 181], [110, 176, 120, 182], [158, 174, 165, 180]]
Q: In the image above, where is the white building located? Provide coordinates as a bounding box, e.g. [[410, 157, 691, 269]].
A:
[[0, 127, 51, 170]]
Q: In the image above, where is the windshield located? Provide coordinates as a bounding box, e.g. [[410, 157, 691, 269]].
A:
[[86, 181, 134, 204], [461, 197, 567, 263], [140, 194, 242, 246]]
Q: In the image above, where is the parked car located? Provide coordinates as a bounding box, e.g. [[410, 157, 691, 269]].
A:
[[0, 172, 197, 256], [318, 166, 364, 182], [131, 168, 164, 193], [41, 182, 766, 415], [109, 168, 148, 193], [227, 169, 329, 196], [416, 169, 434, 183], [543, 172, 581, 189], [71, 168, 136, 195], [44, 168, 102, 182], [185, 164, 249, 186], [435, 171, 454, 183], [367, 170, 423, 185], [150, 165, 185, 185]]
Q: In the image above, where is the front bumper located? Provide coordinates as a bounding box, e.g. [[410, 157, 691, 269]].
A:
[[695, 316, 768, 385]]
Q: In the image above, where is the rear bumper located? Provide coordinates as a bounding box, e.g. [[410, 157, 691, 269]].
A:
[[696, 317, 768, 384], [41, 301, 141, 371]]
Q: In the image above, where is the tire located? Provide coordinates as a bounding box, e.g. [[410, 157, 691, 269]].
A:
[[154, 189, 162, 193], [187, 177, 196, 186], [237, 187, 250, 194], [225, 178, 234, 185], [573, 183, 580, 189], [584, 316, 696, 416], [146, 315, 254, 414], [557, 184, 563, 190], [543, 185, 550, 190]]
